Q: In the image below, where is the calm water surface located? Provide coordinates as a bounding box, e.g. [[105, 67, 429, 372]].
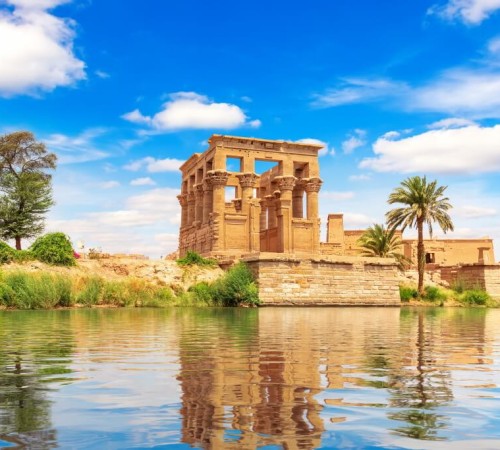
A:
[[0, 307, 499, 449]]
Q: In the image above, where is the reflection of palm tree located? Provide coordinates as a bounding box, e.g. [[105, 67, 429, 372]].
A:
[[387, 310, 454, 441]]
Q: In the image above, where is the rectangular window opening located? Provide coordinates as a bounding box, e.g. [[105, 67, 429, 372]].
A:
[[255, 159, 280, 176], [226, 156, 243, 173]]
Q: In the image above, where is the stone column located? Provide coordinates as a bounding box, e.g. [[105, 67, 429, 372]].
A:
[[187, 191, 196, 226], [276, 176, 296, 253], [202, 180, 212, 224], [259, 198, 267, 230], [265, 195, 277, 229], [305, 178, 322, 219], [194, 183, 204, 224], [176, 193, 188, 228], [305, 177, 323, 253], [206, 170, 229, 252], [236, 173, 258, 212], [292, 180, 306, 218]]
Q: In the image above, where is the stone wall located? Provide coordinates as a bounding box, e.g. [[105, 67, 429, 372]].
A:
[[440, 265, 500, 299], [243, 254, 400, 306]]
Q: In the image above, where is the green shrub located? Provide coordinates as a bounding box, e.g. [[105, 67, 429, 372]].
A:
[[12, 250, 35, 263], [177, 251, 216, 267], [451, 279, 466, 294], [460, 289, 490, 306], [0, 241, 15, 264], [211, 262, 260, 306], [30, 232, 76, 266], [399, 285, 418, 302], [423, 285, 447, 302], [188, 282, 214, 303]]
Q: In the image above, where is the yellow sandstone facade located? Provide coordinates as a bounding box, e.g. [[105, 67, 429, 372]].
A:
[[177, 134, 323, 259]]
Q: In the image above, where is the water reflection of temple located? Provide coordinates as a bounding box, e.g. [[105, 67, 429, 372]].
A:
[[178, 308, 495, 448]]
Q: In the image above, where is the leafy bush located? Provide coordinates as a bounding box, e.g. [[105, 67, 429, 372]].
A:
[[211, 262, 259, 306], [12, 250, 35, 263], [177, 251, 216, 267], [30, 232, 76, 266], [423, 285, 447, 303], [460, 289, 490, 306], [399, 285, 418, 302], [451, 279, 466, 294], [188, 262, 260, 307], [0, 241, 15, 264]]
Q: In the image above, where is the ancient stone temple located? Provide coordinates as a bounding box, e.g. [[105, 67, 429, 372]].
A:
[[177, 134, 323, 259]]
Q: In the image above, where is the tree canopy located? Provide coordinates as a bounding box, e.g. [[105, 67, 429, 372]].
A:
[[0, 131, 57, 250], [386, 176, 453, 294]]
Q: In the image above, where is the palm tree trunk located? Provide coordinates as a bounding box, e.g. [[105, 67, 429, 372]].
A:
[[417, 218, 425, 296], [15, 236, 22, 250]]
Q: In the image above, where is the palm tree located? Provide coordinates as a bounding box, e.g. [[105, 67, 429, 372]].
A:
[[357, 223, 409, 270], [386, 176, 454, 295]]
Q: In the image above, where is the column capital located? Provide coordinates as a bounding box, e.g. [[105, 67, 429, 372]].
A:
[[305, 177, 323, 193], [177, 193, 188, 207], [206, 170, 229, 187], [275, 176, 296, 192], [236, 172, 258, 189]]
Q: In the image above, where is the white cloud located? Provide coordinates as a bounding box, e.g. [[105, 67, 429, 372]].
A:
[[343, 212, 377, 228], [296, 138, 335, 156], [47, 187, 181, 257], [381, 131, 400, 140], [429, 0, 500, 24], [100, 181, 120, 189], [342, 129, 366, 154], [488, 36, 500, 55], [122, 92, 261, 131], [349, 174, 371, 181], [320, 191, 355, 201], [124, 156, 184, 173], [43, 128, 109, 164], [427, 117, 477, 129], [411, 69, 500, 117], [95, 70, 110, 79], [314, 68, 500, 118], [454, 205, 497, 218], [312, 78, 407, 108], [360, 124, 500, 174], [0, 0, 85, 96], [130, 177, 156, 186]]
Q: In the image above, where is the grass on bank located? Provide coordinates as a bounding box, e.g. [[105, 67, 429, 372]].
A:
[[399, 283, 497, 307], [0, 262, 259, 310]]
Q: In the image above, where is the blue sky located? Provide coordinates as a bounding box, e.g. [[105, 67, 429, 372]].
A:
[[1, 0, 500, 258]]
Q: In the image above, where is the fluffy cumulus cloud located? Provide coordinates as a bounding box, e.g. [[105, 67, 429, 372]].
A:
[[342, 129, 366, 154], [360, 124, 500, 174], [427, 117, 477, 129], [429, 0, 500, 24], [122, 92, 261, 131], [124, 157, 184, 173], [0, 0, 85, 96], [296, 138, 335, 156]]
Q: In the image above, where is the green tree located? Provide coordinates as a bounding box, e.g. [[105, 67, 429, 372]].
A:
[[386, 176, 453, 295], [357, 223, 409, 270], [0, 131, 56, 250]]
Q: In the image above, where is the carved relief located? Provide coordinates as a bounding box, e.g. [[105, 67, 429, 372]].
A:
[[236, 172, 258, 189], [206, 170, 229, 187], [305, 178, 323, 193], [177, 194, 188, 207], [275, 176, 296, 191]]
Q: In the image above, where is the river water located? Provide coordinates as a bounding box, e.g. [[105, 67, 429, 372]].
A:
[[0, 307, 499, 449]]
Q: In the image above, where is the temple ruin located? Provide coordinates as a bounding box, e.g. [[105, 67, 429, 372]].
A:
[[177, 134, 323, 259]]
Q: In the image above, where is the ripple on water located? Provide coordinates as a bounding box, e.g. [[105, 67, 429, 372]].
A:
[[0, 307, 499, 449]]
